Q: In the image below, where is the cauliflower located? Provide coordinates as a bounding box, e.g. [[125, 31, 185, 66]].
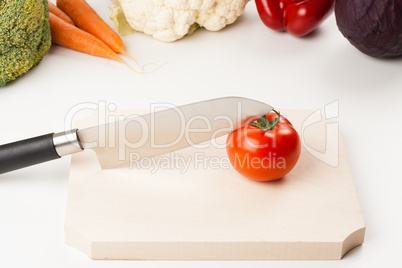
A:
[[111, 0, 249, 42], [0, 0, 51, 86]]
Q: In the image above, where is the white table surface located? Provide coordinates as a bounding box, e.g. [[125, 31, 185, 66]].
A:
[[1, 1, 402, 267]]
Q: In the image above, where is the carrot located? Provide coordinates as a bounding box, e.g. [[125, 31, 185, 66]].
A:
[[48, 1, 74, 25], [48, 12, 137, 72], [56, 0, 136, 62]]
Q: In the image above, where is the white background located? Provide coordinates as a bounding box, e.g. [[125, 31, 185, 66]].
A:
[[1, 0, 402, 267]]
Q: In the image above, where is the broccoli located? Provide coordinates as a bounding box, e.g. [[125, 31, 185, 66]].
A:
[[0, 0, 51, 86]]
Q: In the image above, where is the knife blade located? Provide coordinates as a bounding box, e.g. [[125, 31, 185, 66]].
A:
[[0, 97, 273, 174]]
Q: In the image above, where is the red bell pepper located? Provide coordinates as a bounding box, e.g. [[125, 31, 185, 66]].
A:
[[255, 0, 335, 37]]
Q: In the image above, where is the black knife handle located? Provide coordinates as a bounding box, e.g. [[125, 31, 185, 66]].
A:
[[0, 133, 60, 174]]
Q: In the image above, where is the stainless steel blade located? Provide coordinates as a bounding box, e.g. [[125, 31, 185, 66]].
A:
[[77, 97, 273, 169]]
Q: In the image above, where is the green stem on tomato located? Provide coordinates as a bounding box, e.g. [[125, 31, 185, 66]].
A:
[[249, 109, 280, 131]]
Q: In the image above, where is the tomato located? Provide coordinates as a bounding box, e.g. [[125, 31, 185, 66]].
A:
[[255, 0, 335, 37], [226, 110, 301, 181]]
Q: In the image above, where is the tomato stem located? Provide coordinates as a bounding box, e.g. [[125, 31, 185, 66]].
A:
[[249, 110, 281, 131]]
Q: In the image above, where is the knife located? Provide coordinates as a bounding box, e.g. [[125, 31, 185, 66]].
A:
[[0, 97, 273, 174]]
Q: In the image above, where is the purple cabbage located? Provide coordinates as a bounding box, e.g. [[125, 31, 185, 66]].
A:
[[335, 0, 402, 58]]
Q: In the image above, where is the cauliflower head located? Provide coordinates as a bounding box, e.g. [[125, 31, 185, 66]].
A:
[[0, 0, 51, 86], [111, 0, 249, 42]]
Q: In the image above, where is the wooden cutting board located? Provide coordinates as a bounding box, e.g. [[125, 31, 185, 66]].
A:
[[65, 110, 365, 260]]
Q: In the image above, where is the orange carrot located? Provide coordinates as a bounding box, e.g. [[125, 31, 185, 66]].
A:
[[49, 12, 137, 71], [48, 1, 74, 25], [56, 0, 136, 61]]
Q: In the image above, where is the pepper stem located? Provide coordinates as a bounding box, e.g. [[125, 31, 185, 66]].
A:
[[249, 109, 280, 131]]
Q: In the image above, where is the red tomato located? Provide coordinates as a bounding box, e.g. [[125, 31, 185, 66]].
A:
[[256, 0, 335, 37], [226, 111, 301, 181]]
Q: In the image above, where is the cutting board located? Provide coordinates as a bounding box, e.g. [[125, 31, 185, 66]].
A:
[[65, 110, 365, 260]]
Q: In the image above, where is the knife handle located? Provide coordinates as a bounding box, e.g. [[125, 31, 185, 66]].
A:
[[0, 130, 83, 175], [0, 133, 60, 174]]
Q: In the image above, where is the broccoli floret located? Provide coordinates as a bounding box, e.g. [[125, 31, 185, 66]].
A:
[[0, 0, 51, 86]]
